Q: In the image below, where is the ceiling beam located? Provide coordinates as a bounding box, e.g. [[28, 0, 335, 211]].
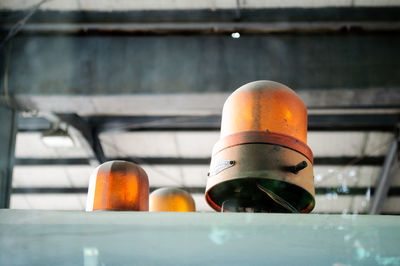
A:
[[14, 156, 386, 166], [2, 4, 400, 13], [88, 114, 399, 132], [3, 34, 400, 104], [3, 21, 400, 35], [17, 113, 400, 132]]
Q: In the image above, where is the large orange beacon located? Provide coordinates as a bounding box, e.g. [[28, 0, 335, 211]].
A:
[[86, 160, 149, 211], [149, 187, 196, 212], [205, 80, 315, 213]]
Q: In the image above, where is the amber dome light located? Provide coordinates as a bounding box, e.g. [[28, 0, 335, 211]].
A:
[[86, 160, 149, 211], [150, 187, 196, 212], [205, 80, 315, 213]]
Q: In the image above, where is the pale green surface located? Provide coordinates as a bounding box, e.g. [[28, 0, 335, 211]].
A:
[[0, 210, 399, 265]]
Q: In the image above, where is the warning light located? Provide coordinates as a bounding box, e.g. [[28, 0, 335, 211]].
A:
[[149, 187, 196, 212], [205, 80, 315, 213], [86, 160, 149, 211]]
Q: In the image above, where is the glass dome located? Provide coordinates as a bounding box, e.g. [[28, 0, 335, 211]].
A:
[[86, 160, 149, 211], [150, 187, 195, 212], [221, 80, 308, 143]]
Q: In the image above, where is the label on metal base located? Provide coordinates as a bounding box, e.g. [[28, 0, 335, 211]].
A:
[[209, 160, 235, 176]]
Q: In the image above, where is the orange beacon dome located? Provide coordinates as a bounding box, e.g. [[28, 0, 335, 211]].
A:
[[221, 80, 308, 142], [150, 187, 196, 212], [205, 80, 315, 213], [86, 160, 149, 211]]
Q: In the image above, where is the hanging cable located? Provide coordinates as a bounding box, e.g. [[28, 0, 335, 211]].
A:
[[0, 0, 52, 49]]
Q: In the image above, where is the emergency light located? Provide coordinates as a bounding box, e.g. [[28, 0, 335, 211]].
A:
[[205, 81, 315, 213]]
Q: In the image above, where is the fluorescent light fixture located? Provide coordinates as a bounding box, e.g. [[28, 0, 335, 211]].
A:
[[231, 32, 240, 38], [41, 128, 74, 148]]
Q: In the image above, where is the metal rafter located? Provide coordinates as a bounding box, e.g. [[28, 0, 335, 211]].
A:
[[369, 137, 399, 214], [57, 114, 106, 164], [13, 156, 385, 166], [17, 113, 400, 133], [0, 106, 18, 208]]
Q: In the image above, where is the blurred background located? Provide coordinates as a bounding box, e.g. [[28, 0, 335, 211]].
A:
[[0, 0, 399, 214]]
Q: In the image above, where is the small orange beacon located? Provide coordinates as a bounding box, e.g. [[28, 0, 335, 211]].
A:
[[86, 160, 149, 211], [149, 187, 196, 212]]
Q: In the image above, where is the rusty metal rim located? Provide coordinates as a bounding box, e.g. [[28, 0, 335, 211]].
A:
[[205, 177, 316, 213], [213, 131, 314, 164], [205, 192, 223, 212]]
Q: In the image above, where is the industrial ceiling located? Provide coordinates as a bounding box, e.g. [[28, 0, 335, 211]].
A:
[[0, 0, 399, 214]]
